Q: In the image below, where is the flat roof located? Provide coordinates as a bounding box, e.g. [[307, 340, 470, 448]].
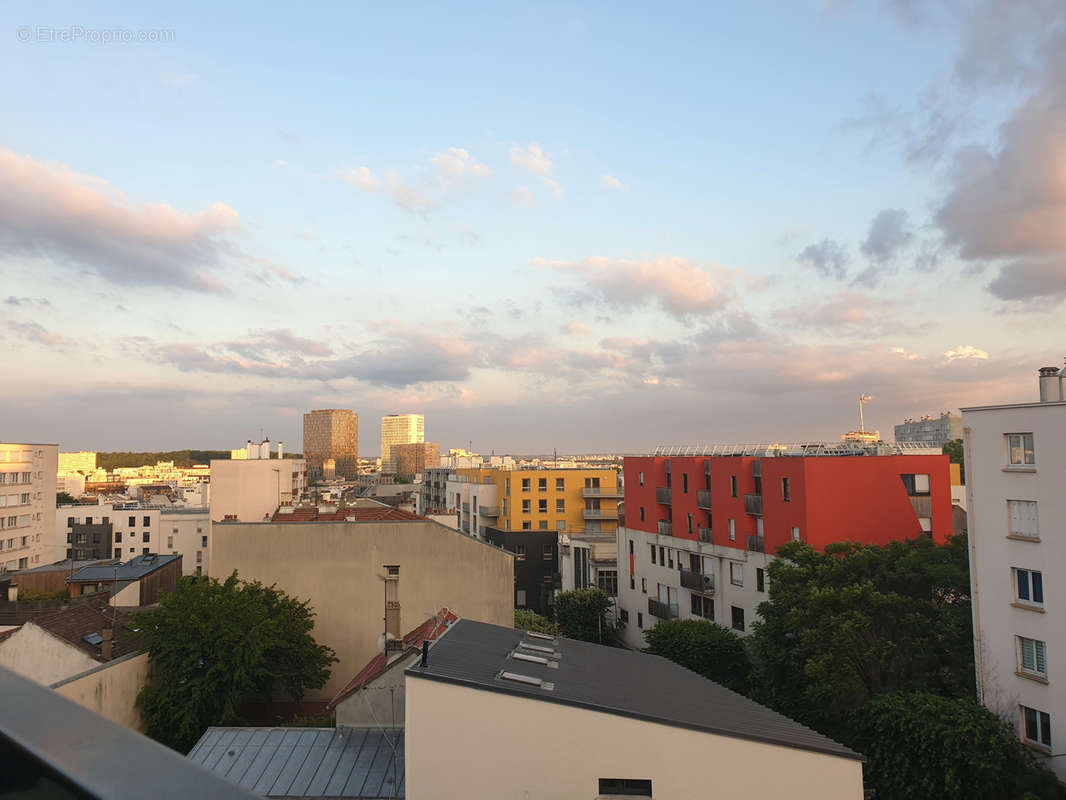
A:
[[407, 619, 862, 762], [67, 553, 181, 582], [960, 400, 1066, 412]]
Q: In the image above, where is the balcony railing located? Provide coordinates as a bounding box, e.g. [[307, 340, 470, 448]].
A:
[[680, 569, 715, 593], [698, 526, 713, 543], [656, 487, 672, 505], [479, 505, 499, 516], [582, 508, 616, 520], [648, 597, 679, 619], [657, 520, 673, 536], [746, 534, 765, 553], [744, 494, 763, 515], [582, 487, 623, 498], [461, 502, 470, 513], [697, 490, 712, 510]]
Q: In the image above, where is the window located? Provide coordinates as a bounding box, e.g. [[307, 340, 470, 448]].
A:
[[659, 546, 665, 564], [114, 548, 121, 558], [691, 594, 714, 620], [641, 577, 647, 593], [522, 478, 530, 491], [1007, 433, 1036, 466], [538, 499, 547, 513], [639, 506, 645, 522], [1022, 706, 1051, 749], [84, 516, 92, 525], [1018, 636, 1047, 678], [522, 521, 531, 530], [1015, 568, 1044, 606], [728, 519, 736, 542], [1008, 500, 1039, 540], [522, 499, 531, 513], [543, 544, 553, 559], [201, 535, 208, 548], [687, 513, 693, 534], [129, 532, 135, 539], [598, 779, 652, 797], [756, 567, 766, 593], [516, 544, 526, 560], [730, 475, 738, 497], [516, 589, 527, 607], [638, 471, 644, 486], [556, 499, 565, 512], [792, 526, 800, 541], [731, 606, 745, 632], [128, 516, 135, 527], [167, 536, 173, 549], [782, 477, 791, 502], [682, 473, 688, 494], [66, 516, 74, 527], [143, 516, 151, 527], [637, 612, 643, 628], [597, 570, 618, 595], [142, 532, 150, 543], [667, 550, 674, 569], [538, 520, 548, 530], [114, 532, 121, 543], [730, 562, 743, 587], [538, 478, 547, 491], [142, 547, 150, 555], [650, 545, 656, 564], [556, 477, 564, 490], [619, 609, 629, 623]]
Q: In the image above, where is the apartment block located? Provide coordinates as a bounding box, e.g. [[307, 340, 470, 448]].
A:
[[0, 443, 58, 573], [965, 366, 1066, 780], [418, 467, 456, 514], [380, 414, 424, 474], [59, 503, 161, 561], [208, 456, 307, 524], [895, 412, 963, 446], [303, 409, 359, 479], [615, 442, 951, 649], [395, 442, 440, 479], [58, 451, 97, 473]]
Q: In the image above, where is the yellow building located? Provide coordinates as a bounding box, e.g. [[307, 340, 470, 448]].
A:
[[454, 467, 620, 536]]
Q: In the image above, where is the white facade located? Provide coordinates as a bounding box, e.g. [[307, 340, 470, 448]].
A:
[[0, 444, 58, 573], [0, 621, 98, 686], [208, 457, 307, 524], [380, 414, 424, 474], [57, 472, 86, 498], [446, 477, 498, 539], [160, 507, 211, 575], [964, 366, 1066, 779], [560, 533, 619, 599], [614, 525, 772, 649], [58, 451, 97, 473]]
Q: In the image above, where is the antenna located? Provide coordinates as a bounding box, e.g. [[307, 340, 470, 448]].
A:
[[859, 394, 873, 433]]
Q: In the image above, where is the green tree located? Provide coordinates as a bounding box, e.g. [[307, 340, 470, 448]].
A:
[[552, 588, 614, 644], [133, 572, 336, 752], [643, 619, 751, 693], [749, 535, 974, 734], [848, 692, 1063, 800], [56, 492, 77, 505], [514, 609, 560, 635], [943, 438, 965, 483]]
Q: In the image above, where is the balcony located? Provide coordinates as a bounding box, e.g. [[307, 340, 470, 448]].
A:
[[752, 459, 762, 477], [582, 508, 616, 520], [744, 494, 763, 516], [656, 487, 672, 505], [479, 505, 500, 516], [648, 597, 679, 619], [657, 520, 673, 536], [680, 569, 715, 594], [582, 487, 623, 499], [462, 502, 470, 513], [698, 526, 713, 543], [746, 534, 765, 553], [697, 490, 712, 510]]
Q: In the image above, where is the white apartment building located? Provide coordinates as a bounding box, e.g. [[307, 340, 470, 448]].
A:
[[380, 414, 424, 474], [0, 444, 58, 573], [965, 365, 1066, 780], [614, 526, 773, 650], [446, 476, 498, 539], [58, 451, 97, 473], [209, 456, 307, 524], [56, 472, 86, 499]]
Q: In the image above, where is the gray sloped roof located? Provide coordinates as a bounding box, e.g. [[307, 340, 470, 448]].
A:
[[187, 727, 404, 798], [67, 553, 181, 582], [406, 618, 863, 762]]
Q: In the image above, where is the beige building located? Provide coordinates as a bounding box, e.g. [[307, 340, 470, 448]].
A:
[[394, 441, 440, 478], [965, 365, 1066, 780], [380, 414, 424, 474], [0, 443, 58, 573], [405, 620, 864, 799], [303, 409, 359, 479], [58, 450, 97, 473], [209, 514, 513, 699], [208, 456, 307, 525]]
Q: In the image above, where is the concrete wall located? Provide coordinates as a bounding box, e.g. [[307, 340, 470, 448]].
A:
[[209, 458, 307, 525], [405, 677, 864, 800], [210, 520, 513, 699], [334, 654, 413, 728], [0, 621, 98, 685], [161, 508, 210, 575], [51, 651, 149, 732]]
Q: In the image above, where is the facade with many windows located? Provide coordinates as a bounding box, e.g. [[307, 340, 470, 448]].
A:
[[964, 366, 1066, 779], [0, 444, 58, 573]]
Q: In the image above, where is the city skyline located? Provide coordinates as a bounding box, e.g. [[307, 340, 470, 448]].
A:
[[3, 1, 1065, 451]]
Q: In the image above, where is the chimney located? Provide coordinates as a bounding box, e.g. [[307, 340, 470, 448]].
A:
[[1038, 366, 1064, 403], [101, 627, 113, 661], [246, 439, 257, 459], [277, 441, 284, 460], [420, 639, 429, 668], [262, 438, 271, 459]]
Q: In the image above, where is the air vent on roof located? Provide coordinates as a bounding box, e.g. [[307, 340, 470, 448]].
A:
[[519, 642, 555, 655], [525, 631, 555, 642], [512, 651, 549, 666], [498, 671, 553, 690], [84, 633, 103, 646]]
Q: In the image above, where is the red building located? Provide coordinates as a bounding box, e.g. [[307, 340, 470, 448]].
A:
[[624, 447, 952, 555]]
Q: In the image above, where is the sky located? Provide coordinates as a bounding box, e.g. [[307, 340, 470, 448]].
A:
[[2, 0, 1065, 455]]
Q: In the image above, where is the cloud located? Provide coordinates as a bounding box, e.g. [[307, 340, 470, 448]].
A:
[[160, 71, 197, 89], [944, 345, 990, 362], [539, 255, 733, 319], [4, 296, 51, 307], [341, 165, 435, 215], [429, 148, 492, 183], [986, 257, 1066, 303], [861, 208, 913, 264], [0, 147, 240, 293], [509, 142, 553, 175], [842, 89, 965, 166], [7, 320, 73, 347], [513, 186, 536, 207], [340, 166, 378, 191], [561, 320, 589, 336], [797, 239, 849, 280], [890, 346, 920, 360], [601, 175, 627, 191], [543, 177, 563, 199]]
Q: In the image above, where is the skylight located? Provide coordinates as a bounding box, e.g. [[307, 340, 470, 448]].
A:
[[83, 633, 103, 646], [512, 651, 548, 665], [525, 631, 555, 642], [519, 642, 555, 654]]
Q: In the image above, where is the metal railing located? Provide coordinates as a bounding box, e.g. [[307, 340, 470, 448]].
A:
[[680, 569, 715, 593], [698, 526, 713, 543], [582, 508, 615, 520], [697, 490, 711, 509], [744, 494, 763, 515], [656, 487, 672, 505], [657, 520, 673, 536], [478, 505, 499, 516], [648, 597, 678, 619], [461, 502, 470, 513], [653, 441, 940, 457], [582, 487, 623, 498], [746, 534, 765, 553]]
